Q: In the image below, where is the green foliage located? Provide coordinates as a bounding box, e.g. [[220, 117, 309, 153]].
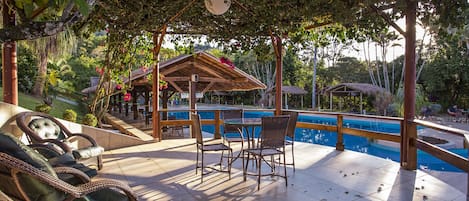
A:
[[82, 113, 98, 127], [421, 32, 469, 108], [63, 109, 77, 122], [15, 45, 38, 93], [34, 104, 52, 114]]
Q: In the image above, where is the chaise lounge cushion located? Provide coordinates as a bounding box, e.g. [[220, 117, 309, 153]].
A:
[[28, 118, 65, 140], [0, 132, 66, 201]]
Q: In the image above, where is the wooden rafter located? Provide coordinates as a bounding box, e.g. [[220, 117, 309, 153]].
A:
[[202, 82, 216, 93], [193, 63, 225, 78], [167, 80, 184, 92]]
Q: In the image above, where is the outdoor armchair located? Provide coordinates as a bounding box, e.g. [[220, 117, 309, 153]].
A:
[[242, 115, 290, 190], [0, 132, 137, 201], [16, 111, 104, 170], [221, 110, 245, 148], [192, 113, 232, 183], [281, 111, 299, 171]]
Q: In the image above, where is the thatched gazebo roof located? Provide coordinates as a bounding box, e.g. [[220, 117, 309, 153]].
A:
[[322, 83, 390, 97], [266, 86, 307, 95], [81, 51, 266, 94]]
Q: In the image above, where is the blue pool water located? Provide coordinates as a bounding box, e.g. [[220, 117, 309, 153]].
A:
[[169, 110, 468, 172]]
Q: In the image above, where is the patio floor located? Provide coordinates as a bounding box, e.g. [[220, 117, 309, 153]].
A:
[[96, 139, 467, 201]]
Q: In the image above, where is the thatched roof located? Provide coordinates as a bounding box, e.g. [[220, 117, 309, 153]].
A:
[[266, 86, 307, 95], [322, 83, 390, 96], [82, 51, 266, 94]]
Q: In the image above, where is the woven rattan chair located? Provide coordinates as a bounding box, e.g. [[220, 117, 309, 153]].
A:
[[242, 115, 290, 190], [16, 111, 104, 170], [282, 111, 299, 171], [192, 113, 232, 183], [221, 110, 245, 148], [0, 132, 137, 201]]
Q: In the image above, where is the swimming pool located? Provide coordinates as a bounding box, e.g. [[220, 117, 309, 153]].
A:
[[169, 110, 467, 172]]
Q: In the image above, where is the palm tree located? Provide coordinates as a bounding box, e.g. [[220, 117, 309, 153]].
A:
[[24, 30, 76, 99]]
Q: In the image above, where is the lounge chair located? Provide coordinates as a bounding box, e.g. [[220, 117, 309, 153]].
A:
[[0, 132, 137, 201], [16, 111, 104, 170]]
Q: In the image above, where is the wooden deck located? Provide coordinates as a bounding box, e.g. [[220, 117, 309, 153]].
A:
[[96, 139, 467, 201]]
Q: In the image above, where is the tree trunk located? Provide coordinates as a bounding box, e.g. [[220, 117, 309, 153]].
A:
[[32, 51, 48, 97]]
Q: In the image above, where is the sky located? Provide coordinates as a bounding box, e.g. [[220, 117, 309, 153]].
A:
[[162, 19, 427, 64]]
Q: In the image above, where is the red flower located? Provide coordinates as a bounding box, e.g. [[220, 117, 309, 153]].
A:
[[115, 84, 122, 90], [95, 66, 104, 75], [123, 92, 132, 102], [220, 57, 235, 69]]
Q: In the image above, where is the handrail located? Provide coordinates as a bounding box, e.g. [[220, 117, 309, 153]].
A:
[[154, 108, 469, 174]]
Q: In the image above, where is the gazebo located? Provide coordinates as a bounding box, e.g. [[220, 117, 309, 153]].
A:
[[321, 83, 391, 114], [267, 86, 307, 109], [82, 51, 266, 125]]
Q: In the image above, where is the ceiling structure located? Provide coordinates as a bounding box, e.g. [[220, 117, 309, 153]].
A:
[[81, 51, 266, 94]]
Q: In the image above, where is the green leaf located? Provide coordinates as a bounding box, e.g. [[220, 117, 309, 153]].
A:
[[36, 0, 49, 7], [73, 0, 89, 16], [23, 3, 34, 18]]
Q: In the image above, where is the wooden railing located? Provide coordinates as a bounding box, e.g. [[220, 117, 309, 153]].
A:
[[157, 109, 469, 179]]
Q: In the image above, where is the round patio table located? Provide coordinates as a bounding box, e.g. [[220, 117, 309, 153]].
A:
[[223, 118, 262, 149]]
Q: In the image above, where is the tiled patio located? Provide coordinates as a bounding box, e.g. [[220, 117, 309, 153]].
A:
[[96, 139, 467, 201]]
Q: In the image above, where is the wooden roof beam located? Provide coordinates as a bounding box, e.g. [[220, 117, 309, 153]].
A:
[[161, 63, 191, 75], [202, 82, 216, 93], [193, 63, 225, 78], [167, 80, 184, 92]]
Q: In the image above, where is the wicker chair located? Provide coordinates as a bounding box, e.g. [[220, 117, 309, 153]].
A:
[[192, 113, 232, 183], [221, 110, 245, 148], [0, 132, 137, 201], [16, 111, 104, 170], [242, 115, 290, 190], [282, 111, 299, 171]]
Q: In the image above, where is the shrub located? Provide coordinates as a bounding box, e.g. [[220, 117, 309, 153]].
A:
[[35, 104, 52, 114], [82, 113, 98, 127], [63, 109, 77, 122]]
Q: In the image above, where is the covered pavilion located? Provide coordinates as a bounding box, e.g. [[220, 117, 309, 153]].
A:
[[267, 85, 308, 109], [321, 83, 391, 114], [81, 51, 266, 128]]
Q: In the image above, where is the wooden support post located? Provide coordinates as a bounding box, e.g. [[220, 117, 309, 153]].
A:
[[162, 90, 169, 120], [118, 93, 123, 113], [189, 80, 197, 138], [336, 115, 344, 151], [145, 89, 150, 125], [401, 0, 417, 170], [214, 110, 220, 139], [270, 33, 283, 116], [125, 102, 129, 116], [2, 2, 18, 105], [132, 90, 138, 120], [152, 26, 167, 141]]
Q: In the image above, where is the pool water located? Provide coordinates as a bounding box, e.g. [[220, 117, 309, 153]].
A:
[[169, 111, 468, 172]]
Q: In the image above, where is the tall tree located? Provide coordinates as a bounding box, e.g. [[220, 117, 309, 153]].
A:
[[1, 0, 94, 104], [25, 30, 76, 98]]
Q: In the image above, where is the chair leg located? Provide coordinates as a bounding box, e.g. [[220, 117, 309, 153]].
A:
[[97, 155, 103, 170], [257, 155, 261, 191], [291, 144, 295, 172], [228, 149, 233, 180], [201, 150, 204, 183], [196, 149, 199, 175], [243, 151, 248, 181], [283, 153, 288, 187]]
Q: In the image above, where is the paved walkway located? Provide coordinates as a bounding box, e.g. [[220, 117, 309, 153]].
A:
[[97, 139, 467, 201]]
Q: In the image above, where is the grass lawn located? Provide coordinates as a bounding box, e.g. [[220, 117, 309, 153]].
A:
[[0, 87, 88, 121]]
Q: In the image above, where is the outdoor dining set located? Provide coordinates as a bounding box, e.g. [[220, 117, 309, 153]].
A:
[[193, 110, 298, 190]]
